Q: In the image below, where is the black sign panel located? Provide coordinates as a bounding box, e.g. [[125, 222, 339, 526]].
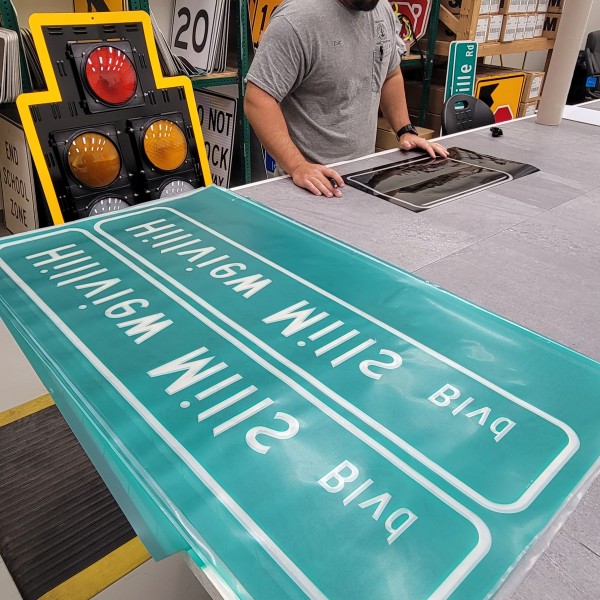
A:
[[344, 148, 538, 212]]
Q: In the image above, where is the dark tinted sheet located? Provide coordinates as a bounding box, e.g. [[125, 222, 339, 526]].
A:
[[343, 147, 539, 211]]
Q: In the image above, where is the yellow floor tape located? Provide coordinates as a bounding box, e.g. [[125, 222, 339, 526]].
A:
[[39, 537, 150, 600]]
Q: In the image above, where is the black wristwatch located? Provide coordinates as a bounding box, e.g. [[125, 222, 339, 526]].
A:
[[396, 124, 418, 140]]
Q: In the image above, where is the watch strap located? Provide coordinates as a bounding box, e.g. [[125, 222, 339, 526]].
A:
[[396, 124, 418, 140]]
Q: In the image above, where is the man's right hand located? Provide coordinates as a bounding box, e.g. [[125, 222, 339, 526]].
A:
[[290, 162, 345, 198]]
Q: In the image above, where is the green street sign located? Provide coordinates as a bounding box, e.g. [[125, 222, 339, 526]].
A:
[[1, 186, 600, 599], [445, 40, 478, 100], [94, 205, 577, 512]]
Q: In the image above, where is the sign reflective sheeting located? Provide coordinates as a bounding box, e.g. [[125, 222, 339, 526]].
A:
[[1, 186, 600, 599]]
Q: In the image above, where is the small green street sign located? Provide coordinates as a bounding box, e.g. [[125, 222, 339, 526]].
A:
[[1, 187, 600, 599], [445, 41, 478, 100]]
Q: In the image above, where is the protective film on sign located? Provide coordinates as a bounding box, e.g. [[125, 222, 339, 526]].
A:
[[0, 185, 599, 599], [343, 147, 539, 211]]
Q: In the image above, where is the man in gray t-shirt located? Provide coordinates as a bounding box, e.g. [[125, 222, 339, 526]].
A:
[[245, 0, 447, 198]]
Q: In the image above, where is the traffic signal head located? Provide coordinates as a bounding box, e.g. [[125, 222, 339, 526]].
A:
[[17, 11, 212, 225]]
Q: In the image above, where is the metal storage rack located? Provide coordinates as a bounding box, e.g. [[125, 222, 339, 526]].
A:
[[400, 0, 444, 128], [436, 0, 556, 56], [132, 0, 252, 184]]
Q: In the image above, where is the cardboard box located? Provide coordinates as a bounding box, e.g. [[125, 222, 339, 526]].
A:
[[536, 0, 549, 11], [500, 0, 521, 14], [519, 0, 529, 12], [489, 0, 501, 11], [515, 14, 528, 39], [480, 0, 491, 14], [543, 13, 561, 38], [475, 16, 489, 43], [518, 100, 538, 117], [527, 0, 538, 11], [522, 70, 545, 100], [547, 0, 565, 12], [404, 81, 446, 114], [488, 14, 504, 41], [500, 14, 519, 41], [408, 110, 442, 136], [376, 117, 435, 149], [534, 13, 545, 36], [525, 14, 537, 38]]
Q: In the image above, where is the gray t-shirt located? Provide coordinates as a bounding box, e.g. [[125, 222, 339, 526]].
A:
[[246, 0, 402, 166]]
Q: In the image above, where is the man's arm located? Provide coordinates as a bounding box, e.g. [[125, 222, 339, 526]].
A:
[[380, 68, 448, 158], [244, 82, 344, 197]]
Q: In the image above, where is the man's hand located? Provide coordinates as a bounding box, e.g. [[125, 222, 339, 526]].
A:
[[398, 133, 449, 159], [290, 162, 345, 198]]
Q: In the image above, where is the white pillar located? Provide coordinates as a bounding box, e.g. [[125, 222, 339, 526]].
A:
[[536, 0, 594, 126]]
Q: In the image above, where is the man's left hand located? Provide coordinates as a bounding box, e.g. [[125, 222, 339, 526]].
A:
[[398, 133, 449, 159]]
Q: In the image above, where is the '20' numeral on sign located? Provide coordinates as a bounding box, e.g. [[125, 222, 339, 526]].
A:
[[174, 7, 210, 53]]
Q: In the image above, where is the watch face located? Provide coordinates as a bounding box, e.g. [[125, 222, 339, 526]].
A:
[[87, 196, 130, 216]]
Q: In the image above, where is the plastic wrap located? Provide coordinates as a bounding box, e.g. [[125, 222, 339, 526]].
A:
[[1, 185, 599, 598]]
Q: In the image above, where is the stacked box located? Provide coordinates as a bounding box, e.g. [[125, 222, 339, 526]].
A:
[[500, 14, 519, 41], [525, 14, 537, 38], [547, 0, 565, 12], [522, 71, 545, 100], [536, 0, 549, 11], [515, 15, 528, 39], [500, 0, 521, 14], [518, 100, 538, 117], [475, 17, 490, 43], [543, 13, 561, 38], [488, 14, 504, 41], [534, 13, 545, 36]]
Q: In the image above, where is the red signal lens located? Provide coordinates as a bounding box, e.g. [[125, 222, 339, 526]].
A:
[[67, 132, 121, 188], [85, 46, 137, 105]]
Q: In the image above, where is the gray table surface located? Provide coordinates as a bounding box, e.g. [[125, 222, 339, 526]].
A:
[[236, 113, 600, 599], [582, 98, 600, 112]]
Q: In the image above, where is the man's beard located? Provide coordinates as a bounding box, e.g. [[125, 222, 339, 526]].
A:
[[347, 0, 380, 11]]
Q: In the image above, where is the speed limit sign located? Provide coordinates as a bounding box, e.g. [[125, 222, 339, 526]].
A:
[[250, 0, 282, 47], [171, 0, 219, 72]]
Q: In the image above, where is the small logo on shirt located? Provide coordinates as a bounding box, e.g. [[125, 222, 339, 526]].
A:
[[332, 39, 342, 47], [377, 23, 386, 40]]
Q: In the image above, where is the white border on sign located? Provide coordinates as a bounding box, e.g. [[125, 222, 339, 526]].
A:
[[95, 207, 580, 513], [0, 229, 491, 600]]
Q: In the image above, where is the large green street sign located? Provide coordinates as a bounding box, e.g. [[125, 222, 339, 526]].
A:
[[1, 187, 600, 599]]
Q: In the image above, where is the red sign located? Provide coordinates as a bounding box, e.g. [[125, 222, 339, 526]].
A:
[[388, 0, 432, 41]]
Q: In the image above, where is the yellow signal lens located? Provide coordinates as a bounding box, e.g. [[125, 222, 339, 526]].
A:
[[143, 119, 187, 171], [67, 132, 121, 188]]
